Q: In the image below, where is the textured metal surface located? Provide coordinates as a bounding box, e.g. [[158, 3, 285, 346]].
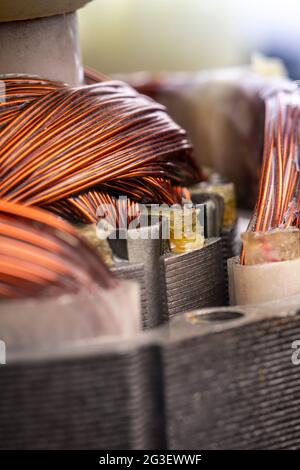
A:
[[0, 342, 165, 450], [109, 224, 165, 328], [221, 223, 239, 262], [111, 262, 148, 328], [161, 237, 227, 319], [164, 299, 300, 449], [221, 222, 238, 304], [110, 237, 227, 327], [2, 293, 300, 449], [190, 192, 224, 238]]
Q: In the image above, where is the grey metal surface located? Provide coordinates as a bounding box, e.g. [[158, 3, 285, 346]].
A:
[[221, 222, 239, 303], [111, 262, 149, 328], [190, 192, 224, 238], [164, 298, 300, 449], [161, 237, 227, 319], [109, 223, 166, 328], [221, 223, 239, 261], [126, 225, 166, 328], [0, 342, 165, 449], [111, 237, 227, 326], [1, 296, 300, 449]]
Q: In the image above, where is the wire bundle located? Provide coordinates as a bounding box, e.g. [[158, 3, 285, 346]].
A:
[[0, 75, 66, 129], [0, 200, 117, 299], [0, 75, 201, 224], [242, 87, 300, 262]]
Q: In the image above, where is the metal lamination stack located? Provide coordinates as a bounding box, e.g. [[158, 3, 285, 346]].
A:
[[221, 222, 239, 302], [0, 342, 165, 449], [190, 188, 238, 305], [163, 301, 300, 449], [108, 206, 227, 327], [160, 238, 226, 318], [2, 296, 300, 449]]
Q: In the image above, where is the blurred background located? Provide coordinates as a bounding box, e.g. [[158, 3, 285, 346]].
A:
[[79, 0, 300, 79]]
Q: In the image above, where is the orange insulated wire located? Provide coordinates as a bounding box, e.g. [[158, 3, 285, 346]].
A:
[[0, 75, 201, 224], [241, 87, 300, 263], [0, 200, 117, 299]]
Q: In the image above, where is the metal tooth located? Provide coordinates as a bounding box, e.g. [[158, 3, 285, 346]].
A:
[[190, 192, 224, 238], [108, 223, 166, 328], [108, 206, 228, 323], [111, 237, 228, 324], [190, 190, 239, 275], [221, 222, 239, 304], [221, 223, 239, 258], [110, 262, 148, 328], [161, 238, 227, 319]]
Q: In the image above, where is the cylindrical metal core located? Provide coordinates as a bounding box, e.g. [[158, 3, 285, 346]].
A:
[[0, 13, 83, 85]]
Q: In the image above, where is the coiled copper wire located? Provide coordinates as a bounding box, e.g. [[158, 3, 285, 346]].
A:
[[0, 75, 201, 224], [0, 75, 66, 129], [0, 200, 117, 299]]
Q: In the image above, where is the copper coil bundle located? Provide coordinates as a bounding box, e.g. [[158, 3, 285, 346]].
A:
[[0, 75, 66, 129], [241, 87, 300, 263], [0, 200, 117, 299], [0, 74, 201, 225], [248, 88, 300, 231], [49, 189, 141, 227], [47, 180, 190, 226]]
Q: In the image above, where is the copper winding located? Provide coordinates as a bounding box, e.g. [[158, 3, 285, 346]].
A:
[[0, 200, 117, 299], [0, 75, 66, 129], [241, 87, 300, 263], [0, 75, 201, 224]]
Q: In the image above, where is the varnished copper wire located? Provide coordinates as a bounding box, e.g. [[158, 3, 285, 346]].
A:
[[241, 88, 300, 263], [0, 75, 66, 129], [84, 67, 109, 84], [0, 200, 117, 299], [0, 75, 201, 225], [45, 184, 189, 226]]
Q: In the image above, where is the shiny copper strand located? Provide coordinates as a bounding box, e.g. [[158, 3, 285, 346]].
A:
[[0, 75, 66, 129], [0, 200, 117, 299], [241, 88, 300, 263], [0, 75, 200, 224]]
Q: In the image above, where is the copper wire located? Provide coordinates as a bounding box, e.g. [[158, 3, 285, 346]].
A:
[[0, 200, 117, 299], [0, 75, 201, 225], [0, 75, 66, 129], [241, 88, 300, 263]]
